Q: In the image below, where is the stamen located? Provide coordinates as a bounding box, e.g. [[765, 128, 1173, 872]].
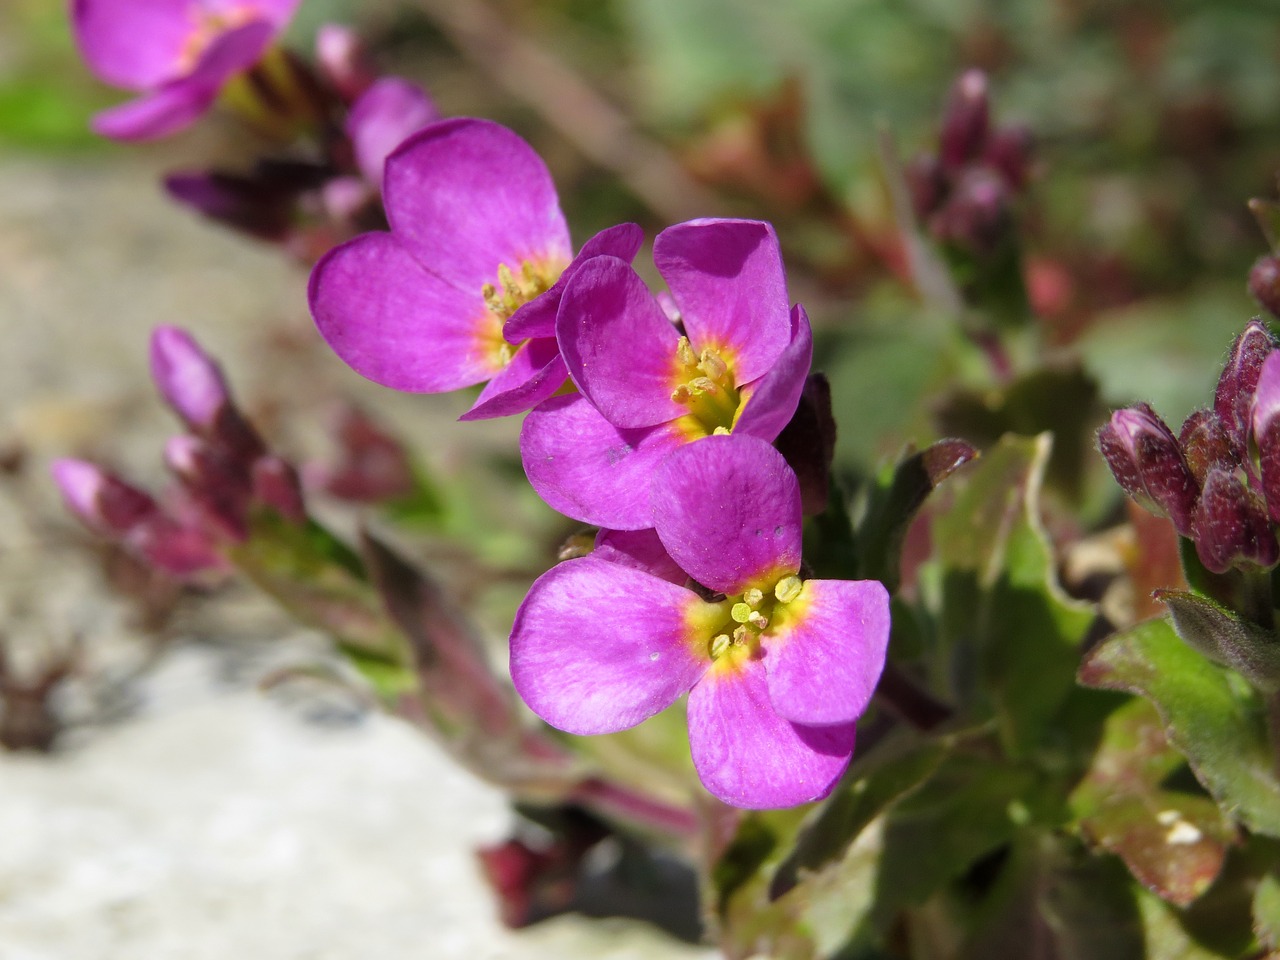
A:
[[710, 634, 732, 659], [698, 351, 728, 381], [747, 611, 769, 630], [743, 587, 764, 607], [676, 336, 697, 368], [774, 575, 803, 604], [731, 602, 753, 624]]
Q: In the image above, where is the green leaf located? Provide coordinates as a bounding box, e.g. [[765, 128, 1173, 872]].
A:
[[852, 438, 979, 592], [1255, 871, 1280, 952], [1069, 697, 1237, 906], [1156, 589, 1280, 694], [1079, 618, 1280, 837], [931, 433, 1096, 757], [933, 363, 1102, 503]]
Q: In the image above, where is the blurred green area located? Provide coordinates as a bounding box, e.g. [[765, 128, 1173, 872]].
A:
[[4, 0, 1278, 498]]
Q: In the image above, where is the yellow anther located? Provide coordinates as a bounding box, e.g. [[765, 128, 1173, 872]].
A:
[[732, 625, 751, 644], [774, 575, 803, 604], [748, 611, 769, 630], [498, 263, 521, 300], [712, 426, 730, 436], [731, 602, 753, 623], [710, 634, 732, 659], [689, 376, 718, 395], [676, 336, 697, 368], [743, 587, 764, 607], [672, 385, 693, 403], [698, 351, 728, 381]]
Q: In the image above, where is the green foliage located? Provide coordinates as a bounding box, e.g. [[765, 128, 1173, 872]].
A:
[[1080, 618, 1280, 838]]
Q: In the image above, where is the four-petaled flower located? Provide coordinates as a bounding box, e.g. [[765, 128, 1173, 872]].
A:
[[309, 117, 643, 421], [510, 434, 890, 809], [521, 218, 812, 529], [72, 0, 300, 140]]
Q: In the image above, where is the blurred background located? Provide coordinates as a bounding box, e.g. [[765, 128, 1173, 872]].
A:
[[1, 0, 1279, 955]]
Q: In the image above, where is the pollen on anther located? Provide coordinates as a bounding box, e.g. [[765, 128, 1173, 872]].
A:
[[709, 634, 731, 659], [774, 575, 803, 604], [731, 602, 753, 623]]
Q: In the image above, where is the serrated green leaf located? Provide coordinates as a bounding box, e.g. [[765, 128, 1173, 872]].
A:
[[1079, 618, 1280, 837]]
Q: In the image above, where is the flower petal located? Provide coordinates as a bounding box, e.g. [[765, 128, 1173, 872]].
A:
[[556, 257, 685, 429], [347, 77, 440, 188], [510, 557, 709, 735], [764, 579, 891, 726], [384, 118, 572, 292], [504, 222, 645, 343], [72, 0, 194, 89], [687, 657, 854, 809], [594, 528, 687, 585], [459, 338, 567, 421], [520, 395, 685, 529], [310, 232, 502, 392], [651, 434, 802, 595], [654, 219, 791, 385], [91, 79, 216, 140], [734, 305, 813, 442]]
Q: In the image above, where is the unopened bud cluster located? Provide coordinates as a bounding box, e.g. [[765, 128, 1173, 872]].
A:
[[906, 69, 1032, 258], [54, 327, 306, 577], [1098, 319, 1280, 573]]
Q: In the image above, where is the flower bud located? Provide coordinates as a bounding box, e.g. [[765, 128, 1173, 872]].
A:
[[938, 69, 990, 174], [1214, 318, 1275, 445], [982, 125, 1033, 192], [1249, 256, 1280, 319], [1178, 408, 1241, 485], [1192, 466, 1278, 573], [1252, 350, 1280, 521], [1097, 404, 1198, 536], [251, 456, 307, 523], [315, 24, 376, 103], [932, 168, 1012, 257], [906, 153, 947, 221], [346, 77, 440, 189], [164, 436, 251, 541], [52, 459, 155, 535], [150, 326, 231, 433]]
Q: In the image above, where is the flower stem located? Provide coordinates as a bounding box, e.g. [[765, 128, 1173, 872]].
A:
[[875, 662, 952, 731]]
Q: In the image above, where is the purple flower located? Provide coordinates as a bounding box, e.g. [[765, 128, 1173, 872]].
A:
[[510, 435, 890, 809], [520, 218, 812, 529], [309, 118, 642, 420], [345, 77, 440, 189], [72, 0, 300, 140]]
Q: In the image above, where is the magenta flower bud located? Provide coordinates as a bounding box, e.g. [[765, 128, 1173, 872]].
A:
[[1249, 257, 1280, 319], [938, 69, 990, 174], [314, 24, 375, 103], [150, 326, 231, 432], [1097, 404, 1198, 536], [1192, 466, 1279, 573], [1178, 408, 1242, 485], [165, 163, 328, 243], [1252, 351, 1280, 522], [345, 77, 440, 189], [52, 458, 156, 535], [1214, 318, 1275, 445]]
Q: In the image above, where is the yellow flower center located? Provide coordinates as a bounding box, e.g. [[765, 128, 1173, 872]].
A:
[[703, 574, 804, 666], [475, 256, 569, 371], [670, 336, 741, 437]]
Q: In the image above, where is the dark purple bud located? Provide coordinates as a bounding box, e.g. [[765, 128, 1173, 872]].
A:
[[307, 404, 416, 504], [166, 172, 298, 244], [1097, 404, 1198, 536], [133, 514, 227, 577], [905, 153, 947, 221], [1214, 318, 1275, 444], [251, 455, 307, 523], [52, 459, 156, 535], [982, 125, 1033, 192], [931, 168, 1012, 257], [1249, 256, 1280, 319], [1178, 408, 1242, 485], [1252, 351, 1280, 521], [1192, 466, 1278, 573], [164, 436, 252, 541], [938, 69, 990, 173]]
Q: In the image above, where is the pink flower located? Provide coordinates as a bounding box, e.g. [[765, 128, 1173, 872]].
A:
[[72, 0, 301, 140], [510, 435, 890, 809]]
